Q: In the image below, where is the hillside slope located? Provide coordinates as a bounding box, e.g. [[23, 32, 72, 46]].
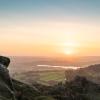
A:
[[0, 75, 100, 100]]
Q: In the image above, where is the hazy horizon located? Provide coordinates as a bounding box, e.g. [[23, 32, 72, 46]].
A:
[[9, 56, 100, 77]]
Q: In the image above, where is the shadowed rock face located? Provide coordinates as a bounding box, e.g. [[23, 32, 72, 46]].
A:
[[0, 56, 16, 100]]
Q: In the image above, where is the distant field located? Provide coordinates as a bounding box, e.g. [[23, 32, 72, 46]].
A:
[[39, 71, 65, 84], [12, 70, 65, 85]]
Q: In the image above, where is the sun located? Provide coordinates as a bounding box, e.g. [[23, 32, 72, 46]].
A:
[[58, 41, 79, 56], [59, 41, 79, 56], [64, 48, 75, 55]]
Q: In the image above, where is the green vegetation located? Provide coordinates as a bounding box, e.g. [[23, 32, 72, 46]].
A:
[[1, 75, 100, 100], [13, 70, 65, 85], [39, 71, 65, 84]]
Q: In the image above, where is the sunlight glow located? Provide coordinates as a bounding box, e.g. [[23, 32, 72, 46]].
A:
[[59, 41, 79, 56], [64, 48, 75, 55]]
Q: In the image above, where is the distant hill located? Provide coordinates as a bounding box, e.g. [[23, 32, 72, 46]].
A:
[[78, 64, 100, 84], [65, 64, 100, 84]]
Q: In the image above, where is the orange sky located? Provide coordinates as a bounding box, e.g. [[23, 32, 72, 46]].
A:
[[0, 0, 100, 57], [0, 20, 100, 57]]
